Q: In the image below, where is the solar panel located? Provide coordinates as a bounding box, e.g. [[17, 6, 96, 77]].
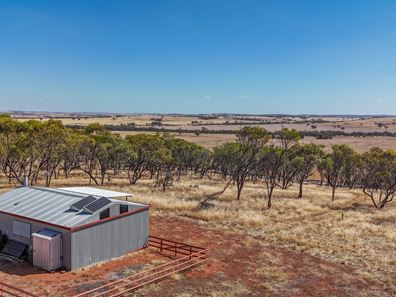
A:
[[70, 195, 97, 211], [37, 229, 61, 238], [84, 197, 112, 214], [1, 240, 28, 258]]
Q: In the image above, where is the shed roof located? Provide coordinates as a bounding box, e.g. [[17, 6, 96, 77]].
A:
[[0, 187, 147, 228], [58, 187, 132, 198]]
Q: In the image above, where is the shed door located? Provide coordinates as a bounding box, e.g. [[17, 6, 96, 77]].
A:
[[13, 220, 31, 238]]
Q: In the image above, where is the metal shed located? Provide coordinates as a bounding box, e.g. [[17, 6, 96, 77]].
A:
[[0, 186, 149, 270]]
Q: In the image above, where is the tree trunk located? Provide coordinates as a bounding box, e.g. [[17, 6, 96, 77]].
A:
[[298, 181, 303, 198], [331, 186, 336, 201], [379, 194, 392, 209], [236, 183, 243, 200], [267, 185, 274, 209]]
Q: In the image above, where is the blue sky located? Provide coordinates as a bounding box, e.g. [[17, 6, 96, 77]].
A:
[[0, 1, 396, 114]]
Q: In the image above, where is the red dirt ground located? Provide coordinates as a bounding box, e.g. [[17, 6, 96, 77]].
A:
[[0, 214, 390, 296]]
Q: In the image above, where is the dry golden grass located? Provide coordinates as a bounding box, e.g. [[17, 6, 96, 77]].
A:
[[97, 175, 396, 290]]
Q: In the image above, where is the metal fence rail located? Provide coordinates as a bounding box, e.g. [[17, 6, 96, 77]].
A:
[[0, 282, 38, 297], [71, 236, 208, 297], [147, 235, 207, 258]]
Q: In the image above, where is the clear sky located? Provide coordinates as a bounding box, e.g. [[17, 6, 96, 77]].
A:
[[0, 1, 396, 114]]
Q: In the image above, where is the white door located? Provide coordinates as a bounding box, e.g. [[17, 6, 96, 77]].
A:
[[41, 239, 51, 271], [32, 236, 42, 268]]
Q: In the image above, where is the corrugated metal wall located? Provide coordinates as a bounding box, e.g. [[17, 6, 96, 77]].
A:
[[0, 213, 72, 270], [70, 209, 149, 270]]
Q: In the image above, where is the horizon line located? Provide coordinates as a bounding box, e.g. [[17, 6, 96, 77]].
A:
[[2, 110, 396, 118]]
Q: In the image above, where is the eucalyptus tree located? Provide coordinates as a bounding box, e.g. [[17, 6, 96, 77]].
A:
[[257, 128, 300, 208], [255, 145, 280, 208], [0, 117, 67, 185], [191, 146, 212, 178], [214, 126, 269, 200], [213, 142, 246, 198], [154, 137, 174, 191], [323, 144, 358, 201], [0, 117, 46, 185], [34, 120, 67, 186], [277, 145, 299, 190], [316, 157, 328, 186], [0, 134, 27, 184], [124, 134, 166, 184], [361, 148, 396, 208], [79, 123, 111, 185], [0, 115, 27, 183], [341, 151, 362, 190], [59, 131, 89, 178], [164, 137, 191, 181], [163, 137, 211, 182], [96, 133, 124, 185], [213, 143, 235, 178], [292, 143, 324, 198]]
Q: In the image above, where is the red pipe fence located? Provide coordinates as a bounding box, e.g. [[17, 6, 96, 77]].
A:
[[0, 282, 37, 297]]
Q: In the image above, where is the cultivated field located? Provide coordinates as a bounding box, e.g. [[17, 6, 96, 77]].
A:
[[11, 112, 396, 152], [0, 174, 395, 296], [115, 131, 396, 152], [15, 113, 396, 133]]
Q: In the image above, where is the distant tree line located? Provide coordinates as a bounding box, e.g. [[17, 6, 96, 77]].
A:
[[67, 123, 396, 139], [1, 114, 395, 209]]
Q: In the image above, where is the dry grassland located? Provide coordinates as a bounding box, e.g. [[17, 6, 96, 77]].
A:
[[10, 173, 393, 294], [111, 176, 396, 290]]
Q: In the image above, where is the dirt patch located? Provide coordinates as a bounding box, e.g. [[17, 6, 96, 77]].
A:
[[0, 249, 164, 296], [141, 215, 388, 297]]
